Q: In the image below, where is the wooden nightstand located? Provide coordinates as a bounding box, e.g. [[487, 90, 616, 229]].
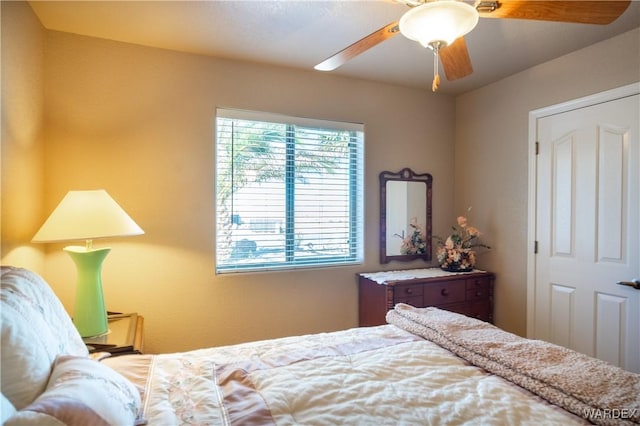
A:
[[83, 313, 144, 356]]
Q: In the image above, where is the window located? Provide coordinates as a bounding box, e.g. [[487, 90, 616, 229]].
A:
[[215, 109, 364, 273]]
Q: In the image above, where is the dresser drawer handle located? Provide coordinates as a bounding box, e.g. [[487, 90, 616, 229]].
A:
[[405, 288, 413, 294], [475, 291, 483, 297], [441, 289, 449, 297]]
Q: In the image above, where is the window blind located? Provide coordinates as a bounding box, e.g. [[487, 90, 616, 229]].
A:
[[215, 108, 364, 273]]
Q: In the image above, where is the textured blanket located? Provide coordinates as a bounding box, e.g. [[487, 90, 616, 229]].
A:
[[386, 304, 640, 426]]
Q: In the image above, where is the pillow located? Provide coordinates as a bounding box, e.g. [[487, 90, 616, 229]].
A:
[[5, 355, 141, 426], [1, 393, 17, 423], [1, 266, 88, 409]]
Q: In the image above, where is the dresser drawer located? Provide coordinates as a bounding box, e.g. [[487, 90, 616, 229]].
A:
[[394, 284, 423, 299], [393, 285, 424, 308], [425, 280, 466, 305], [395, 295, 424, 308], [466, 276, 491, 291], [466, 287, 490, 302]]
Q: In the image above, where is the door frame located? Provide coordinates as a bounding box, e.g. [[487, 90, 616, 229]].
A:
[[526, 82, 640, 338]]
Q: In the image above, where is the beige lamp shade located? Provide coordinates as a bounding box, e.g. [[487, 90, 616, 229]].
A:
[[32, 190, 144, 243]]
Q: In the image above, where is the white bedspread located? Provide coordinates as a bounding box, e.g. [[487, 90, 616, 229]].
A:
[[106, 325, 588, 425]]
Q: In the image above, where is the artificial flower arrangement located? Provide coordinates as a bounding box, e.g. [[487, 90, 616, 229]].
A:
[[434, 214, 490, 272], [400, 219, 427, 255]]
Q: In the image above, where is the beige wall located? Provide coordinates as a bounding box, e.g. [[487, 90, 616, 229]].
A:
[[455, 28, 640, 336], [4, 1, 637, 353], [2, 2, 457, 353], [0, 1, 46, 271]]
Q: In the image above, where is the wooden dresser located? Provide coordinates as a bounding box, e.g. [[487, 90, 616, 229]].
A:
[[358, 268, 494, 326]]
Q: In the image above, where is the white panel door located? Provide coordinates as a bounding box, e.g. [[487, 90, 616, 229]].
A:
[[534, 93, 639, 372]]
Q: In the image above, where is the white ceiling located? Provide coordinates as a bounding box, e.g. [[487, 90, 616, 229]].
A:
[[29, 1, 640, 95]]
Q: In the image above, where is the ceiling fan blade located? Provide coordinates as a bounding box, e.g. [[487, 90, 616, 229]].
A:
[[440, 37, 473, 81], [314, 21, 400, 71], [478, 1, 631, 25]]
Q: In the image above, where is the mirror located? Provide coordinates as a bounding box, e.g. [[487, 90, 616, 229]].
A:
[[379, 168, 432, 264]]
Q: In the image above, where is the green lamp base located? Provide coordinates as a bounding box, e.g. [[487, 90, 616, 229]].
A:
[[64, 246, 111, 338]]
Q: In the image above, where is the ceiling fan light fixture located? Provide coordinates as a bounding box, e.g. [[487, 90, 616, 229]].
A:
[[399, 0, 479, 48]]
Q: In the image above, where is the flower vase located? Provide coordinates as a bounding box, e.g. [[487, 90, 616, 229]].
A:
[[437, 248, 476, 272], [441, 264, 474, 273]]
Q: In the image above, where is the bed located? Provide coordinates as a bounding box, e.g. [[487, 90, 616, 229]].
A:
[[2, 266, 639, 425]]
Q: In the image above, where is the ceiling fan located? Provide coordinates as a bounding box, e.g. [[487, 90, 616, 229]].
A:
[[314, 1, 631, 92]]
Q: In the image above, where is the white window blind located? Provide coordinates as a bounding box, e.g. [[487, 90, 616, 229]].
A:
[[215, 108, 364, 273]]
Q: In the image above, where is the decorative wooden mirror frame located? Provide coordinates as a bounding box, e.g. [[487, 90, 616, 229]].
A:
[[379, 168, 433, 264]]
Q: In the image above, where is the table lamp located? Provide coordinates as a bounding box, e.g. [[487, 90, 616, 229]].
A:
[[32, 190, 144, 337]]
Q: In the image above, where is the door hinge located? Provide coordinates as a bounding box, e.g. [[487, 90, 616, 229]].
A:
[[535, 141, 539, 155], [534, 241, 539, 254]]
